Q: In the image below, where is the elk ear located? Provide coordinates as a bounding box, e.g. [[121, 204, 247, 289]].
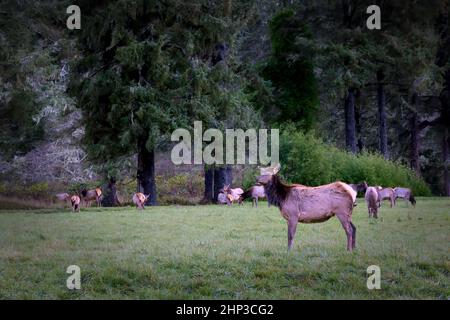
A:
[[273, 163, 281, 174], [259, 166, 272, 176]]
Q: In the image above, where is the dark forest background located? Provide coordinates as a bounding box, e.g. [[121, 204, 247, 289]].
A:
[[0, 0, 448, 207]]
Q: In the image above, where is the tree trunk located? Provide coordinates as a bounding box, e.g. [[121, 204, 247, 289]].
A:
[[137, 139, 157, 205], [203, 166, 214, 203], [101, 177, 119, 207], [442, 69, 450, 196], [213, 166, 227, 203], [344, 88, 357, 154], [443, 128, 450, 196], [409, 112, 421, 175], [377, 70, 388, 159], [225, 165, 233, 186], [224, 0, 232, 17], [355, 95, 364, 153]]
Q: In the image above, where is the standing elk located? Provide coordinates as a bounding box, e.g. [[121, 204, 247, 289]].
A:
[[365, 187, 379, 218], [240, 185, 268, 208], [55, 193, 70, 206], [257, 164, 357, 251], [70, 195, 81, 212], [81, 187, 102, 207], [376, 187, 395, 208], [132, 192, 150, 210], [221, 185, 244, 206], [393, 187, 416, 207]]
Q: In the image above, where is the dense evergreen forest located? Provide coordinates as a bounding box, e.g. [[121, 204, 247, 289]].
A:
[[0, 0, 449, 206]]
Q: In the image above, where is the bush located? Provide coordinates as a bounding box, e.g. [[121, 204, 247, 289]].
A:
[[26, 182, 49, 197], [280, 129, 432, 196], [242, 166, 259, 190], [156, 174, 203, 201]]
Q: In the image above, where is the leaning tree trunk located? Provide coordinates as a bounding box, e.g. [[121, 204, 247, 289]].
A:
[[409, 112, 421, 175], [377, 70, 388, 159], [213, 166, 227, 203], [101, 177, 119, 207], [344, 88, 357, 154], [137, 139, 157, 205], [203, 166, 214, 203]]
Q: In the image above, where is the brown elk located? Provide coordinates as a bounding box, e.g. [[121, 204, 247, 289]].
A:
[[393, 187, 416, 207], [70, 195, 81, 212], [221, 185, 244, 206], [132, 192, 150, 210], [365, 187, 379, 218], [376, 187, 395, 208], [256, 164, 357, 251], [81, 187, 102, 207], [240, 185, 268, 208], [55, 193, 70, 206]]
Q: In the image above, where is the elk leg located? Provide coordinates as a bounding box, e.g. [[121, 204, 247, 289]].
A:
[[350, 221, 356, 249], [336, 214, 353, 251], [287, 216, 298, 251]]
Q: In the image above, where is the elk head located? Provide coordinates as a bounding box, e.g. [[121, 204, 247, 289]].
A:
[[256, 163, 281, 185]]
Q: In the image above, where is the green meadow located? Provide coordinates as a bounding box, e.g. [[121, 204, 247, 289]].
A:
[[0, 198, 449, 299]]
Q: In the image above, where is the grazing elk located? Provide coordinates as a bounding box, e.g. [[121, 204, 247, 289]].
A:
[[81, 187, 102, 207], [240, 185, 268, 208], [393, 187, 416, 207], [221, 185, 244, 206], [217, 192, 228, 204], [257, 164, 357, 251], [376, 187, 395, 208], [365, 187, 379, 218], [70, 195, 81, 212], [217, 192, 234, 205], [132, 192, 150, 210]]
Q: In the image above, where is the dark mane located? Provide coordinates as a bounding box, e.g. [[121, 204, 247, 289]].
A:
[[240, 187, 253, 201], [264, 175, 293, 209], [350, 182, 367, 194]]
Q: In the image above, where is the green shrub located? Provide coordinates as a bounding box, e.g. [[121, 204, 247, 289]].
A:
[[156, 174, 203, 199], [242, 166, 259, 190], [280, 129, 432, 196], [26, 182, 49, 196]]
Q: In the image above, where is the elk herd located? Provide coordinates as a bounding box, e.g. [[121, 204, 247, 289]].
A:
[[54, 164, 417, 252]]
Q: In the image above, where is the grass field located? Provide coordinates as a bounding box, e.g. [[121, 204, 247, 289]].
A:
[[0, 198, 449, 299]]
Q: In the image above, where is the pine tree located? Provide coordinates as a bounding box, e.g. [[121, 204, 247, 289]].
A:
[[69, 0, 260, 205]]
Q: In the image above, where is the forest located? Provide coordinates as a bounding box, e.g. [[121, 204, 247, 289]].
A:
[[0, 0, 449, 302], [0, 0, 449, 207]]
